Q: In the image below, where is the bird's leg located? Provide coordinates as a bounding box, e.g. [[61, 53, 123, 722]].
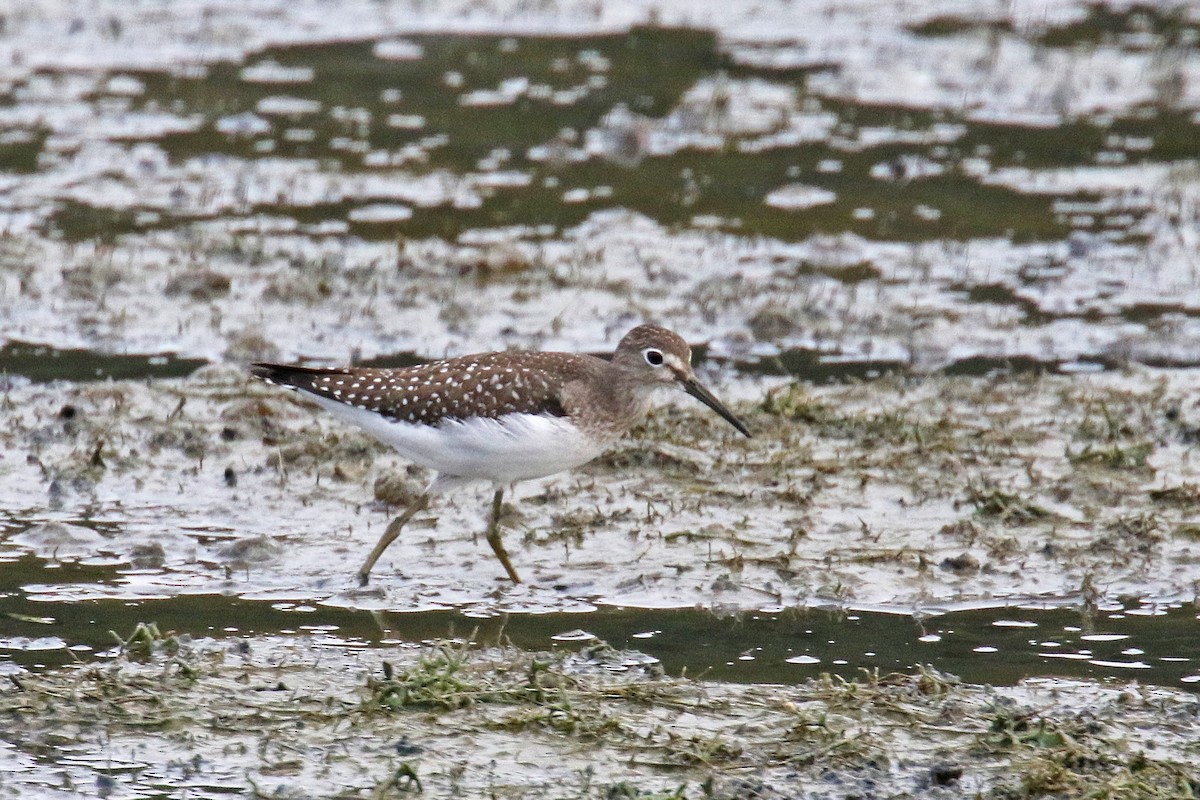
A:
[[358, 492, 431, 586], [484, 487, 521, 583]]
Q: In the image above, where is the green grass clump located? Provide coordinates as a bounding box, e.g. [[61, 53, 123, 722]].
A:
[[966, 485, 1052, 524], [368, 644, 485, 711], [1069, 442, 1154, 471]]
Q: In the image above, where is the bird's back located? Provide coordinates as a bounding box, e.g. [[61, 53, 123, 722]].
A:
[[252, 351, 613, 424]]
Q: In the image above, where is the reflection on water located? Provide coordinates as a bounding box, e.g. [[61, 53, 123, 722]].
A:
[[2, 555, 1196, 689]]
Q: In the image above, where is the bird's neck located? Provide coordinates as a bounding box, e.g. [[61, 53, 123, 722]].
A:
[[561, 363, 658, 442]]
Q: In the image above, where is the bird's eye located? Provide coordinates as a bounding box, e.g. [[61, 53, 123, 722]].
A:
[[644, 348, 664, 366]]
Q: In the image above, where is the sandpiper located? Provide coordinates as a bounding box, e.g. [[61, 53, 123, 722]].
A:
[[252, 324, 750, 585]]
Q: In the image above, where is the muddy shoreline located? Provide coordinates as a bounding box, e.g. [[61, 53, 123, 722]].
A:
[[4, 630, 1198, 799]]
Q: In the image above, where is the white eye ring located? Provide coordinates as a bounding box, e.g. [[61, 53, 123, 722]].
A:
[[643, 348, 664, 366]]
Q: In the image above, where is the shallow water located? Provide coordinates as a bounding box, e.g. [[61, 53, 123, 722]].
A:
[[4, 4, 1200, 795], [51, 30, 1084, 245]]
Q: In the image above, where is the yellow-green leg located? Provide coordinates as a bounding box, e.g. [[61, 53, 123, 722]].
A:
[[485, 488, 521, 584], [358, 492, 431, 586]]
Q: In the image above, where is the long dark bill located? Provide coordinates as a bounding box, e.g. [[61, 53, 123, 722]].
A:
[[682, 377, 752, 438]]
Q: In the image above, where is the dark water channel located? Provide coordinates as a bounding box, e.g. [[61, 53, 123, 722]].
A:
[[0, 341, 206, 384], [0, 339, 1128, 386], [2, 555, 1196, 690]]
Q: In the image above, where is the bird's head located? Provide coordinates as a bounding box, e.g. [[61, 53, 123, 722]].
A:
[[613, 324, 751, 438]]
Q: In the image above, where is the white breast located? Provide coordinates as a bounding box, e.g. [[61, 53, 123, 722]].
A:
[[307, 395, 605, 486]]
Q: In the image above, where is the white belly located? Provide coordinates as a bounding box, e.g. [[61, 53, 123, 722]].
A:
[[308, 395, 605, 485]]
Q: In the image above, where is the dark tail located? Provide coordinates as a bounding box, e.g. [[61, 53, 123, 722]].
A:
[[251, 362, 347, 392]]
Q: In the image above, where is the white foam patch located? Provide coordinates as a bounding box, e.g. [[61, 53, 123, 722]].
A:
[[764, 184, 837, 210]]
